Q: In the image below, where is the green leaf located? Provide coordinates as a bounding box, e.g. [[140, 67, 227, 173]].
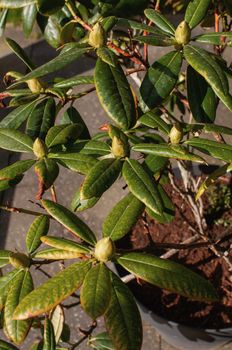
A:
[[37, 0, 65, 16], [14, 46, 88, 82], [185, 137, 232, 163], [89, 332, 115, 350], [96, 47, 118, 67], [133, 143, 205, 163], [40, 236, 90, 254], [0, 250, 12, 268], [81, 263, 111, 319], [49, 152, 98, 174], [140, 51, 182, 112], [185, 0, 211, 29], [0, 159, 35, 181], [0, 340, 19, 350], [95, 58, 136, 130], [194, 32, 232, 45], [122, 158, 164, 214], [22, 4, 37, 37], [134, 34, 174, 47], [34, 158, 59, 199], [184, 45, 232, 112], [139, 109, 171, 135], [118, 253, 218, 301], [28, 341, 43, 350], [44, 16, 61, 49], [0, 128, 33, 152], [60, 21, 75, 45], [43, 318, 56, 350], [0, 99, 37, 129], [33, 248, 84, 260], [0, 0, 35, 8], [0, 175, 23, 192], [5, 38, 35, 70], [13, 261, 91, 320], [103, 193, 144, 241], [146, 184, 174, 224], [45, 124, 82, 148], [61, 106, 90, 139], [50, 305, 64, 344], [104, 272, 142, 350], [144, 9, 175, 36], [117, 17, 162, 34], [0, 270, 21, 309], [71, 189, 99, 212], [80, 158, 122, 199], [26, 215, 50, 254], [0, 8, 8, 36], [187, 65, 217, 123], [4, 270, 33, 344], [54, 75, 94, 89], [27, 98, 56, 139], [143, 154, 168, 177], [41, 199, 96, 245], [68, 140, 111, 156]]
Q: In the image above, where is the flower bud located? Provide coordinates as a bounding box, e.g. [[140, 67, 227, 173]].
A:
[[94, 237, 115, 262], [112, 136, 129, 158], [88, 23, 106, 48], [169, 123, 183, 144], [33, 138, 48, 159], [9, 252, 30, 269], [27, 79, 44, 94], [175, 20, 191, 45]]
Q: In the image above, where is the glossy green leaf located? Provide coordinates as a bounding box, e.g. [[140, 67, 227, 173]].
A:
[[0, 159, 35, 181], [14, 46, 88, 82], [104, 272, 142, 350], [4, 270, 33, 344], [118, 253, 218, 301], [0, 8, 8, 36], [40, 236, 90, 254], [139, 109, 171, 135], [144, 9, 175, 36], [103, 193, 144, 241], [0, 0, 36, 8], [80, 158, 122, 199], [89, 332, 115, 350], [146, 184, 174, 224], [185, 137, 232, 163], [0, 99, 37, 129], [33, 248, 84, 260], [61, 106, 90, 139], [96, 47, 118, 67], [0, 270, 20, 309], [185, 0, 211, 29], [95, 58, 136, 130], [37, 0, 64, 15], [60, 21, 75, 44], [41, 199, 96, 245], [44, 16, 61, 49], [28, 341, 43, 350], [54, 75, 94, 89], [34, 159, 59, 198], [0, 250, 11, 268], [184, 45, 232, 112], [43, 318, 55, 350], [134, 34, 174, 47], [143, 154, 168, 177], [0, 175, 22, 192], [27, 98, 56, 139], [13, 261, 91, 320], [26, 215, 50, 254], [50, 305, 64, 344], [194, 32, 232, 45], [122, 158, 163, 215], [140, 51, 182, 112], [203, 124, 232, 135], [45, 124, 82, 148], [9, 94, 39, 107], [22, 4, 37, 37], [5, 38, 35, 71], [71, 189, 99, 212], [0, 340, 19, 350], [117, 17, 163, 34], [49, 152, 98, 174], [133, 143, 205, 163], [187, 65, 217, 123], [81, 263, 111, 319], [0, 128, 33, 152], [68, 140, 111, 156]]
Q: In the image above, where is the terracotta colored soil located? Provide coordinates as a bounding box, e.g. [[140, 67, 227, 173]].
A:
[[117, 181, 232, 329]]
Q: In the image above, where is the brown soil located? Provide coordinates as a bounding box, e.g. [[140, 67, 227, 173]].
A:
[[117, 180, 232, 329]]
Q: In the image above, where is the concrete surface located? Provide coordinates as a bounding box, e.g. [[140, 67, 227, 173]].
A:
[[0, 21, 231, 350]]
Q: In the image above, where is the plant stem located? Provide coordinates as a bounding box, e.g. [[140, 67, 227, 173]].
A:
[[0, 204, 50, 217], [65, 0, 92, 31], [51, 185, 57, 203]]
